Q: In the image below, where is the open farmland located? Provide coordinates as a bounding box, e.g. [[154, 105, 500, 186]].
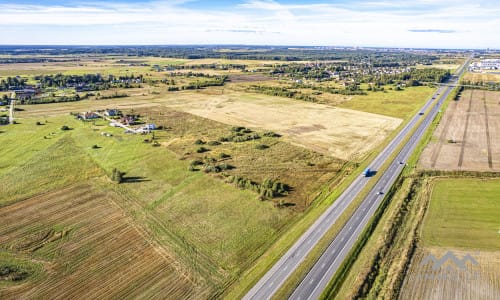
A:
[[14, 89, 401, 161], [0, 48, 465, 299], [157, 91, 402, 161], [422, 178, 500, 250], [400, 178, 500, 300], [420, 90, 500, 171], [463, 72, 500, 83], [400, 248, 500, 300], [338, 85, 435, 118], [0, 183, 198, 299], [129, 107, 346, 209], [0, 108, 342, 297]]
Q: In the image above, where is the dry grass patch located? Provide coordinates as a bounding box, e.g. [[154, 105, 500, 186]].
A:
[[153, 91, 401, 160], [463, 72, 500, 83]]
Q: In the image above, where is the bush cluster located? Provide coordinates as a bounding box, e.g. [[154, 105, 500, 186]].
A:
[[226, 176, 289, 200]]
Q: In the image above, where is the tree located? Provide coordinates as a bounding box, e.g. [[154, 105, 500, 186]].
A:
[[111, 168, 124, 183]]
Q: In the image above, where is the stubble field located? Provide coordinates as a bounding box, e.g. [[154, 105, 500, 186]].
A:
[[400, 178, 500, 300], [0, 183, 199, 299], [420, 90, 500, 171]]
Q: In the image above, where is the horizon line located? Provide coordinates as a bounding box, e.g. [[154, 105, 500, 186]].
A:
[[0, 44, 494, 51]]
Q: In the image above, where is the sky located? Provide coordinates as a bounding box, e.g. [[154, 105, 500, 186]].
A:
[[0, 0, 499, 48]]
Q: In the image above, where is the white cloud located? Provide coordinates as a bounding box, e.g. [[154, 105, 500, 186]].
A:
[[0, 0, 498, 48]]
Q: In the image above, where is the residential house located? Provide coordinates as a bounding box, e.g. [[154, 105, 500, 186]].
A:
[[14, 89, 37, 101], [120, 115, 136, 125], [104, 109, 119, 117], [81, 111, 100, 120]]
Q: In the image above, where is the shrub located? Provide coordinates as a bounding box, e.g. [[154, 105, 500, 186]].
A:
[[218, 163, 233, 171], [231, 126, 246, 132], [256, 144, 269, 150], [226, 175, 289, 200], [263, 131, 281, 138], [190, 159, 204, 166], [207, 140, 221, 146], [60, 125, 70, 131], [203, 164, 221, 173], [111, 168, 124, 183], [36, 121, 43, 126], [196, 146, 209, 153], [194, 139, 205, 145], [91, 144, 99, 149], [218, 152, 230, 159], [204, 156, 217, 163]]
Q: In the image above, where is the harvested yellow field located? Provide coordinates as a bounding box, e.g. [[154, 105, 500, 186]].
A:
[[463, 72, 500, 83], [159, 92, 402, 160], [420, 90, 500, 171], [400, 247, 500, 300]]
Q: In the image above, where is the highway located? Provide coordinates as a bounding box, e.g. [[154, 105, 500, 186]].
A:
[[244, 57, 471, 300]]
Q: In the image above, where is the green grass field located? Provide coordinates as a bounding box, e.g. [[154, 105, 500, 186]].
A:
[[422, 178, 500, 250], [338, 86, 435, 118], [0, 112, 305, 296]]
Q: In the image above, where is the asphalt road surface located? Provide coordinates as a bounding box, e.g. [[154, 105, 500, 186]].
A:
[[244, 57, 471, 300]]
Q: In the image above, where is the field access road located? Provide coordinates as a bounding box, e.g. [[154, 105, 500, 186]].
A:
[[244, 57, 471, 300]]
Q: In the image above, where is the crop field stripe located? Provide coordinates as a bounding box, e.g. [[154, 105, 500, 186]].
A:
[[0, 184, 198, 299], [112, 188, 218, 281], [430, 101, 458, 168], [104, 191, 196, 282], [457, 90, 474, 168], [482, 90, 493, 169]]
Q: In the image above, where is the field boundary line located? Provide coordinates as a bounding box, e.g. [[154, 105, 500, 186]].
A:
[[457, 90, 473, 168], [482, 90, 493, 169]]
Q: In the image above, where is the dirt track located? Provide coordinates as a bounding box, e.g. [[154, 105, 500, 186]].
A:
[[420, 90, 500, 171]]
